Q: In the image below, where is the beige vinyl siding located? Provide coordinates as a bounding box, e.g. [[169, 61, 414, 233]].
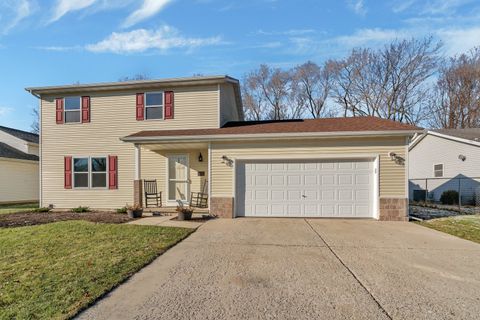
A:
[[141, 148, 208, 206], [210, 136, 407, 199], [41, 85, 218, 208], [0, 158, 39, 203], [219, 83, 240, 126]]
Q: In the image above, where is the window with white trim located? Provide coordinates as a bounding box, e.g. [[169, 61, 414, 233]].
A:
[[73, 157, 107, 188], [145, 92, 163, 120], [73, 157, 89, 188], [434, 164, 443, 177], [64, 96, 81, 123]]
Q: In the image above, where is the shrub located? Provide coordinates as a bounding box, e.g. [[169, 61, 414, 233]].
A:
[[33, 207, 51, 213], [116, 207, 127, 214], [71, 206, 90, 213], [440, 190, 459, 205]]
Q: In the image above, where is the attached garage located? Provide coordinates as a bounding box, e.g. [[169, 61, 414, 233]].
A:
[[123, 116, 422, 221], [235, 158, 377, 218]]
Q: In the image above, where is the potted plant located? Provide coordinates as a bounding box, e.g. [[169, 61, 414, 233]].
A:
[[126, 203, 143, 218], [176, 205, 194, 221]]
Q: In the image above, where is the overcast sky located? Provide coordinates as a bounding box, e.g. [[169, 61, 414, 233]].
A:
[[1, 0, 480, 130]]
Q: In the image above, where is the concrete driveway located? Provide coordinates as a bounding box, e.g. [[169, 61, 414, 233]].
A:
[[77, 219, 480, 320]]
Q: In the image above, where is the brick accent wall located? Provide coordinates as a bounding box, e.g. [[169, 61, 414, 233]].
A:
[[379, 198, 408, 221], [210, 197, 234, 218], [133, 180, 143, 207]]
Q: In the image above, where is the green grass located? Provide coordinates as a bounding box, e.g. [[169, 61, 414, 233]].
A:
[[0, 202, 39, 215], [418, 215, 480, 244], [0, 221, 193, 319]]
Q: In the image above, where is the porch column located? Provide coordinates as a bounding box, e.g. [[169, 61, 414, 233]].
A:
[[133, 144, 143, 207]]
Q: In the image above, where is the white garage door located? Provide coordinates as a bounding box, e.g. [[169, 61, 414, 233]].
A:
[[236, 159, 374, 218]]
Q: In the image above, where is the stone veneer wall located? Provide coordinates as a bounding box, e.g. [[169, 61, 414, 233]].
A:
[[210, 197, 234, 218], [379, 198, 408, 221]]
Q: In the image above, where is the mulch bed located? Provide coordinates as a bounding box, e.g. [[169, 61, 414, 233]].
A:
[[170, 215, 215, 222], [0, 211, 133, 228]]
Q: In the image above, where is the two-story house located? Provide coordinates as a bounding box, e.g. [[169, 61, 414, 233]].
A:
[[27, 75, 421, 220], [0, 126, 39, 204]]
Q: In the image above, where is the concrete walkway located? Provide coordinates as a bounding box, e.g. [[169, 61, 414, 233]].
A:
[[127, 215, 205, 229], [77, 219, 480, 320]]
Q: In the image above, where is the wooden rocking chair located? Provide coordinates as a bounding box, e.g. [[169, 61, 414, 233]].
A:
[[190, 180, 208, 209], [144, 179, 162, 208]]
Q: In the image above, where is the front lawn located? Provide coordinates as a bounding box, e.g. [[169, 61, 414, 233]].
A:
[[0, 202, 38, 215], [418, 215, 480, 244], [0, 221, 193, 319]]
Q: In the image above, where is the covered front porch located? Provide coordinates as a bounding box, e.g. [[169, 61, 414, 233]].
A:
[[132, 142, 210, 211]]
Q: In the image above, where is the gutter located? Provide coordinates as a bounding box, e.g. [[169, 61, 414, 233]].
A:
[[121, 129, 423, 143], [25, 75, 239, 96]]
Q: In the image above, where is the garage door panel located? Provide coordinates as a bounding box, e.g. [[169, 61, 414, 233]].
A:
[[237, 159, 374, 218], [321, 175, 335, 185]]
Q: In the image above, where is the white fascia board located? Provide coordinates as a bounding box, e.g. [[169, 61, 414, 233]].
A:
[[121, 130, 422, 144]]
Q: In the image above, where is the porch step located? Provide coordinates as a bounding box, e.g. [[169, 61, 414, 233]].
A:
[[143, 207, 210, 217]]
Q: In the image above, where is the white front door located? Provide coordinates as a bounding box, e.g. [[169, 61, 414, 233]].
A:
[[236, 159, 374, 218], [167, 154, 189, 204]]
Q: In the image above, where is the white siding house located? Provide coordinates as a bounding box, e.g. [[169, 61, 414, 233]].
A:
[[409, 129, 480, 204], [0, 126, 39, 204]]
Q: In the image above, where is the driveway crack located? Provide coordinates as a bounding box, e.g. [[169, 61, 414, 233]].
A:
[[304, 219, 393, 320]]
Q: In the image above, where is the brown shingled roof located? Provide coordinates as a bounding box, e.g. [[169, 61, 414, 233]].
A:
[[123, 117, 422, 141]]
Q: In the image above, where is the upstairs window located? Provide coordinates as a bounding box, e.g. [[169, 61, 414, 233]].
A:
[[64, 97, 81, 123], [145, 92, 163, 120], [434, 164, 443, 177]]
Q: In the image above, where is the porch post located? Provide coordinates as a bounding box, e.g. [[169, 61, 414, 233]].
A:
[[208, 142, 212, 210], [134, 144, 143, 207]]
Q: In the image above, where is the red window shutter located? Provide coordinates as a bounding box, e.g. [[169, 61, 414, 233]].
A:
[[108, 155, 118, 189], [56, 98, 64, 124], [136, 93, 144, 120], [164, 91, 174, 119], [64, 156, 72, 189], [81, 96, 90, 123]]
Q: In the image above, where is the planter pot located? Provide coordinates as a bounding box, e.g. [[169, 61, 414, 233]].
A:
[[177, 211, 193, 221], [127, 209, 143, 218]]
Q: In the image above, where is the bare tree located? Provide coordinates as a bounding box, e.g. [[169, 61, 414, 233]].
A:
[[330, 37, 442, 124], [290, 61, 333, 118], [241, 65, 293, 120], [31, 106, 39, 134], [428, 47, 480, 128]]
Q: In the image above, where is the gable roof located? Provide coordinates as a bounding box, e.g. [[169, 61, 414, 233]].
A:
[[0, 142, 39, 161], [433, 128, 480, 142], [0, 126, 39, 144], [409, 128, 480, 150], [122, 116, 422, 142]]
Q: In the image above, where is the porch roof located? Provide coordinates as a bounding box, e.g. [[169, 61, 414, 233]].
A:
[[122, 117, 423, 143]]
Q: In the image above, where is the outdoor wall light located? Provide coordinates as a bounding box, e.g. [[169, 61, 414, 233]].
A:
[[221, 155, 233, 167], [458, 154, 466, 161], [388, 151, 405, 165], [198, 152, 203, 162]]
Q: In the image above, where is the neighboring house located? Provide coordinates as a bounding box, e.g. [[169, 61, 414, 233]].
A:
[[0, 126, 39, 204], [409, 128, 480, 204], [26, 76, 421, 221]]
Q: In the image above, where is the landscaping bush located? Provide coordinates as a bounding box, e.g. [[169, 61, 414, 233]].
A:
[[33, 207, 51, 213], [440, 190, 459, 205], [71, 206, 90, 213], [116, 207, 127, 214]]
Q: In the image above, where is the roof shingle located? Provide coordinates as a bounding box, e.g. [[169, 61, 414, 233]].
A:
[[0, 142, 39, 161], [433, 128, 480, 142], [124, 116, 422, 140], [0, 126, 39, 144]]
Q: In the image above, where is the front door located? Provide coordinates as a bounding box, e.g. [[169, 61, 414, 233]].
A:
[[167, 154, 189, 204]]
